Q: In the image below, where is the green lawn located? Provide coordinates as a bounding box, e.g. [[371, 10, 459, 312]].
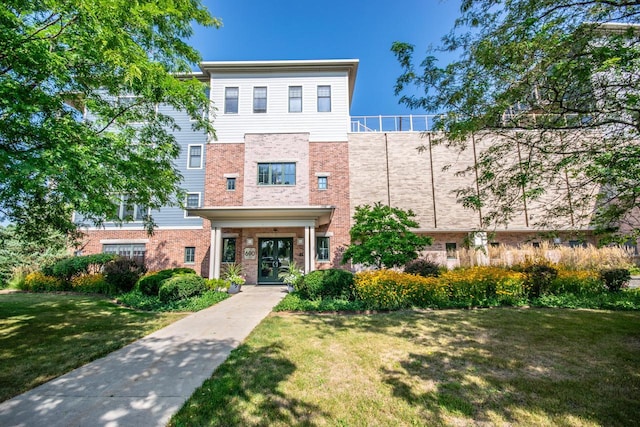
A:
[[0, 292, 185, 402], [171, 308, 640, 426]]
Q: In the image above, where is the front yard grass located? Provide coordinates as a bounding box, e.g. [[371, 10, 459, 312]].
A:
[[0, 292, 185, 402], [171, 308, 640, 426]]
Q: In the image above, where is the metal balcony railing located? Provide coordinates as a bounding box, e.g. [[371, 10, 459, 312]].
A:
[[350, 115, 442, 132]]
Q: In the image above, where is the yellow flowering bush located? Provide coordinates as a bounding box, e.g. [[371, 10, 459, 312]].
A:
[[440, 267, 526, 307], [354, 270, 447, 310], [22, 272, 66, 292], [551, 270, 603, 296], [70, 273, 113, 294]]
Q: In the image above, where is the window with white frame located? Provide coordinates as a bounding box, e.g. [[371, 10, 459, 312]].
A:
[[184, 247, 195, 263], [117, 195, 148, 221], [318, 176, 328, 190], [257, 163, 295, 185], [317, 85, 331, 112], [188, 145, 203, 169], [185, 193, 201, 217], [222, 238, 236, 263], [445, 242, 457, 259], [289, 86, 302, 112], [103, 243, 146, 262], [226, 177, 236, 191], [317, 237, 330, 262], [225, 87, 238, 114], [253, 87, 267, 113]]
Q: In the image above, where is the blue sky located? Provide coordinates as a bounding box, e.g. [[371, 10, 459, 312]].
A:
[[190, 0, 461, 116]]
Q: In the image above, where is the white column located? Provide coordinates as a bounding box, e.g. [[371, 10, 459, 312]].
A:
[[309, 227, 316, 272], [212, 227, 223, 279], [209, 227, 216, 278], [304, 226, 311, 273]]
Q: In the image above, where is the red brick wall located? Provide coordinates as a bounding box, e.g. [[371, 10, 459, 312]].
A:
[[79, 227, 212, 276], [205, 143, 245, 206], [309, 141, 351, 269]]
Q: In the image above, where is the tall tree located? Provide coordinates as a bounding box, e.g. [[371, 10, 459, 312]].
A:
[[342, 203, 432, 269], [0, 0, 220, 242], [392, 1, 640, 241]]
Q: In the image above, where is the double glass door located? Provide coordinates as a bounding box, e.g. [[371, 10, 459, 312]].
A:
[[258, 238, 293, 283]]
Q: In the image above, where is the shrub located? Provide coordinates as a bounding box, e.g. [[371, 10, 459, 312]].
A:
[[103, 257, 146, 293], [550, 270, 604, 296], [70, 273, 115, 294], [440, 267, 526, 307], [136, 267, 200, 296], [297, 269, 355, 300], [158, 274, 207, 302], [46, 253, 118, 280], [170, 267, 197, 275], [22, 272, 66, 292], [205, 278, 230, 291], [520, 263, 558, 298], [600, 268, 631, 292], [404, 258, 441, 277], [354, 270, 448, 310]]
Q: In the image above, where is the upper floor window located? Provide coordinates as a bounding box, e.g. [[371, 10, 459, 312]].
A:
[[258, 162, 296, 185], [118, 195, 148, 221], [318, 176, 328, 190], [225, 87, 238, 114], [289, 86, 302, 113], [226, 177, 236, 191], [185, 193, 201, 218], [317, 85, 331, 112], [188, 145, 203, 169], [253, 87, 267, 113]]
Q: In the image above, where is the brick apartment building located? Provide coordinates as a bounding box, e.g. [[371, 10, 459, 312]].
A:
[[77, 59, 597, 283]]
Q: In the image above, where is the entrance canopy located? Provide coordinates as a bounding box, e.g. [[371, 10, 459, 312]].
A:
[[187, 205, 334, 228]]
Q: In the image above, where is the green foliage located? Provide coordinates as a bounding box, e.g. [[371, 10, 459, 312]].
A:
[[70, 273, 115, 294], [0, 1, 221, 242], [0, 225, 67, 287], [550, 270, 604, 296], [533, 289, 640, 311], [158, 274, 207, 303], [46, 253, 117, 281], [273, 294, 367, 312], [297, 269, 355, 301], [135, 267, 195, 296], [103, 257, 146, 293], [342, 203, 432, 269], [522, 264, 558, 298], [222, 262, 245, 285], [600, 268, 631, 292], [117, 289, 229, 312], [404, 258, 441, 277], [392, 2, 640, 237], [205, 278, 230, 291], [21, 272, 66, 292]]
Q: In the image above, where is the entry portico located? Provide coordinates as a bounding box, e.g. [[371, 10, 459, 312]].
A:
[[189, 206, 334, 281]]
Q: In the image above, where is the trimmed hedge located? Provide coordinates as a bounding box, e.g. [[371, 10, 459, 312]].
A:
[[297, 269, 355, 300], [136, 267, 197, 296], [44, 253, 117, 280], [158, 274, 208, 303]]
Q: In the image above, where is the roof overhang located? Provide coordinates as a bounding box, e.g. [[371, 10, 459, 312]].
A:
[[187, 206, 335, 228], [198, 59, 359, 107]]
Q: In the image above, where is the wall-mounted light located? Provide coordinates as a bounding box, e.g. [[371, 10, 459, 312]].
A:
[[246, 237, 254, 246], [297, 238, 304, 246]]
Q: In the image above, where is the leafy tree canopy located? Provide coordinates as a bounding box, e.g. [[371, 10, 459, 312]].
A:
[[342, 203, 432, 269], [0, 0, 220, 242], [392, 1, 640, 241]]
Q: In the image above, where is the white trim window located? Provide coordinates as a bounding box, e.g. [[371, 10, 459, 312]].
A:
[[318, 176, 328, 190], [225, 87, 238, 114], [289, 86, 302, 113], [317, 236, 330, 262], [257, 162, 295, 186], [317, 85, 331, 112], [118, 195, 148, 222], [187, 144, 203, 169], [226, 177, 236, 191], [253, 87, 267, 113], [184, 247, 196, 264], [184, 192, 201, 218], [103, 243, 146, 262]]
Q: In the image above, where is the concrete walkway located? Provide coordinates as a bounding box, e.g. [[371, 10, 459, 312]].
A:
[[0, 285, 286, 427]]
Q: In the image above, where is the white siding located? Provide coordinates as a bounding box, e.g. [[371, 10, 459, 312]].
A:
[[210, 71, 350, 142]]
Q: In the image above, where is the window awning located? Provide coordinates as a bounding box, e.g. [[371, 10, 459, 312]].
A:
[[186, 205, 335, 228]]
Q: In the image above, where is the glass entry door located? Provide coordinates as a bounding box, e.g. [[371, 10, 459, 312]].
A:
[[258, 238, 293, 283]]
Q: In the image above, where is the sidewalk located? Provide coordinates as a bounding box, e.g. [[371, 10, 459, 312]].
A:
[[0, 285, 286, 427]]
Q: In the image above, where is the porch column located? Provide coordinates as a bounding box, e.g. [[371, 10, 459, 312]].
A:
[[304, 226, 311, 273], [309, 226, 316, 272], [210, 226, 223, 279]]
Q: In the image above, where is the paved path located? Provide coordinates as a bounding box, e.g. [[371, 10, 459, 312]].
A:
[[0, 285, 286, 427]]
